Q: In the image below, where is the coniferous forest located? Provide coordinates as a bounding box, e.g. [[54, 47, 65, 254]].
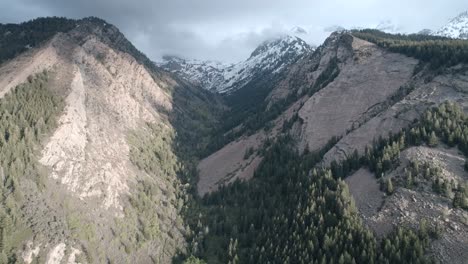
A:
[[352, 29, 468, 70], [179, 102, 468, 264], [0, 72, 64, 262]]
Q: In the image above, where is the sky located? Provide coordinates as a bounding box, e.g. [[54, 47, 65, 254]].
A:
[[0, 0, 467, 62]]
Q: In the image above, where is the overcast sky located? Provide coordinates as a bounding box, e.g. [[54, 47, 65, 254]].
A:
[[0, 0, 467, 62]]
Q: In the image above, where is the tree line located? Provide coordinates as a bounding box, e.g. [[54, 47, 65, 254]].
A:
[[352, 29, 468, 70]]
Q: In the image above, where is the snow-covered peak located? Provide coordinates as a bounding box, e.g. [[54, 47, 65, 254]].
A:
[[433, 11, 468, 39], [158, 35, 313, 94], [219, 35, 312, 93], [157, 55, 229, 91], [249, 35, 310, 59]]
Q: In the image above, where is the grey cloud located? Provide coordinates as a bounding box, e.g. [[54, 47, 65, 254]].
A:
[[0, 0, 467, 62]]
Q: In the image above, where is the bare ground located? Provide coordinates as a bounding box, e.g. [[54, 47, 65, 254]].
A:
[[197, 133, 265, 195]]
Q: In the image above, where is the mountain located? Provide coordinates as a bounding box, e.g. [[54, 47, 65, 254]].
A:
[[196, 30, 468, 263], [0, 17, 221, 263], [156, 55, 228, 92], [1, 16, 468, 264], [433, 11, 468, 39], [159, 35, 313, 94]]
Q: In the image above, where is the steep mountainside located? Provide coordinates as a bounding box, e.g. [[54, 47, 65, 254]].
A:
[[0, 17, 220, 264], [433, 11, 468, 39]]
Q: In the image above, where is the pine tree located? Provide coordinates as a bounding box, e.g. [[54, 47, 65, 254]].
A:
[[386, 178, 394, 195], [428, 131, 438, 147]]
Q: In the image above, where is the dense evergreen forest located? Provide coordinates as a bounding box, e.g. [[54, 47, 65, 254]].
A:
[[0, 17, 76, 65], [0, 72, 64, 263], [352, 29, 468, 70]]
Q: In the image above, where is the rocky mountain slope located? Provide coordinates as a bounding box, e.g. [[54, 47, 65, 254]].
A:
[[0, 17, 220, 264], [433, 11, 468, 39], [196, 30, 468, 263], [158, 35, 313, 94]]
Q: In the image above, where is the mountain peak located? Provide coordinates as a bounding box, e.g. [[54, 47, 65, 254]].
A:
[[433, 11, 468, 39], [250, 35, 310, 58]]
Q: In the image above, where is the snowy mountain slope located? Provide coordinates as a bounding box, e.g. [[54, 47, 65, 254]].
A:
[[433, 11, 468, 39], [157, 55, 229, 91], [158, 35, 313, 94]]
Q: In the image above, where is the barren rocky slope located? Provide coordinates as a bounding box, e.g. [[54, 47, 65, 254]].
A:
[[0, 18, 219, 264]]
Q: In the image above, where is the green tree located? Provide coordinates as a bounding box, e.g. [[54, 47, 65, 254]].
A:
[[386, 178, 394, 195], [428, 131, 438, 147], [183, 255, 206, 264]]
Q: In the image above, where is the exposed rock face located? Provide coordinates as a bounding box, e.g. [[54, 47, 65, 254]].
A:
[[40, 34, 172, 211], [0, 19, 193, 263]]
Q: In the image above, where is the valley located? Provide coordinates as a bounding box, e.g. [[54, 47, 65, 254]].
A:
[[0, 11, 467, 264]]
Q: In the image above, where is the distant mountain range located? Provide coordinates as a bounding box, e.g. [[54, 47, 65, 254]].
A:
[[158, 35, 313, 94]]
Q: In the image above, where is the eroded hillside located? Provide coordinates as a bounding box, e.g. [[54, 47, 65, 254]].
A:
[[0, 18, 220, 263]]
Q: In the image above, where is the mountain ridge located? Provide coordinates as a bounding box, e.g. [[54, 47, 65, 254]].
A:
[[158, 35, 314, 94]]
